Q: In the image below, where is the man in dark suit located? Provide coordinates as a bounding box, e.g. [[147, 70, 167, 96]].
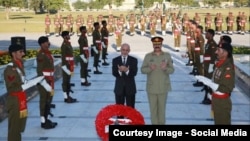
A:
[[112, 43, 138, 108]]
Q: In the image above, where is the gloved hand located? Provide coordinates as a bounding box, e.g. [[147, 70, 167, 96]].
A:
[[92, 46, 98, 54], [208, 64, 214, 73], [21, 76, 44, 90], [101, 42, 106, 48], [40, 79, 52, 92], [200, 55, 203, 63], [61, 65, 71, 75], [195, 75, 218, 91], [80, 54, 88, 63]]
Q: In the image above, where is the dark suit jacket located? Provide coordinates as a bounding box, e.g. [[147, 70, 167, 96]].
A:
[[112, 55, 138, 95]]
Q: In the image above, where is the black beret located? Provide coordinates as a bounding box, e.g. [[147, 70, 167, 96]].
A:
[[151, 36, 164, 44], [8, 44, 24, 53], [61, 31, 69, 37], [221, 35, 232, 44], [38, 36, 49, 45], [219, 43, 233, 56]]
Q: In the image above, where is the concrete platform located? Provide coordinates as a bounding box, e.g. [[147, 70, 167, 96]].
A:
[[0, 31, 249, 141]]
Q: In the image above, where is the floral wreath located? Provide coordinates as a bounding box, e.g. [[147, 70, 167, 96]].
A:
[[95, 104, 145, 141]]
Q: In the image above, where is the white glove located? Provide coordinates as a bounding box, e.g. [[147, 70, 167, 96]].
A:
[[61, 65, 71, 75], [22, 76, 44, 90], [195, 75, 218, 91], [200, 55, 203, 63], [80, 54, 88, 63], [92, 46, 98, 54], [208, 64, 214, 73], [40, 79, 52, 92], [22, 83, 33, 91], [101, 42, 106, 48]]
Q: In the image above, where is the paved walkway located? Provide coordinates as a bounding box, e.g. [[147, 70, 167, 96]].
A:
[[0, 31, 249, 141]]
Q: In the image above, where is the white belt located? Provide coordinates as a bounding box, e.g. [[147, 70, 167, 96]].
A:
[[190, 40, 195, 43], [96, 40, 101, 43], [66, 57, 74, 61], [195, 47, 200, 51], [83, 47, 89, 50], [43, 72, 54, 76], [204, 57, 211, 61], [104, 37, 108, 39]]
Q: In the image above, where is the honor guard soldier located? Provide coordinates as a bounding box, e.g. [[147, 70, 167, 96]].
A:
[[101, 20, 109, 66], [236, 12, 241, 33], [4, 44, 30, 141], [171, 12, 177, 34], [204, 13, 212, 32], [92, 22, 103, 74], [59, 15, 64, 35], [185, 20, 193, 66], [60, 31, 77, 103], [189, 20, 198, 75], [226, 12, 234, 35], [97, 14, 104, 31], [200, 29, 217, 105], [128, 13, 136, 36], [45, 14, 51, 36], [119, 14, 126, 34], [107, 14, 115, 35], [193, 25, 205, 86], [173, 18, 182, 51], [193, 13, 201, 26], [36, 36, 58, 129], [182, 13, 189, 35], [78, 26, 91, 86], [240, 12, 247, 35], [161, 14, 167, 35], [195, 43, 235, 125], [149, 13, 157, 37], [87, 15, 94, 36], [54, 15, 60, 36], [139, 14, 147, 36], [75, 15, 83, 36], [115, 20, 123, 52], [215, 13, 223, 35], [65, 14, 74, 35]]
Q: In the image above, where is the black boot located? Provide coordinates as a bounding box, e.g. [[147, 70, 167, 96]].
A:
[[64, 92, 77, 103], [41, 119, 57, 129], [81, 78, 91, 86], [102, 60, 109, 66], [94, 66, 102, 74]]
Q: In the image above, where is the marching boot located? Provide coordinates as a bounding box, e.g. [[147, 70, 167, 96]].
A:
[[41, 119, 58, 129], [200, 86, 212, 105], [64, 92, 77, 103], [102, 59, 109, 66], [81, 77, 91, 86], [186, 60, 193, 66], [94, 66, 102, 74]]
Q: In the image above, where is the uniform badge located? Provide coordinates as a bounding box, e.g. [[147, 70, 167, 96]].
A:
[[225, 74, 231, 78]]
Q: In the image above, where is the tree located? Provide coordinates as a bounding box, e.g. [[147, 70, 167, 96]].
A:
[[43, 0, 64, 14], [29, 0, 41, 13], [0, 0, 24, 20]]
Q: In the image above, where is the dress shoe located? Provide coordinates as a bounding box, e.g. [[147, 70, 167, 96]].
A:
[[200, 99, 211, 105], [193, 82, 204, 87], [94, 71, 102, 74], [87, 69, 91, 72], [64, 96, 77, 103], [41, 119, 57, 129], [102, 62, 109, 66], [186, 63, 193, 66], [81, 82, 91, 86]]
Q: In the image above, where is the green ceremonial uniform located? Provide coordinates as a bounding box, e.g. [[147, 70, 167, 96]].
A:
[[141, 51, 174, 124], [92, 28, 102, 68], [101, 25, 109, 62], [36, 48, 55, 122], [212, 59, 235, 125], [204, 39, 217, 79], [4, 59, 27, 141], [78, 33, 90, 81], [194, 34, 205, 76]]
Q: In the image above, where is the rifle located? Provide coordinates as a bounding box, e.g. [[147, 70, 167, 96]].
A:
[[67, 83, 75, 93], [45, 103, 55, 117], [201, 85, 212, 104]]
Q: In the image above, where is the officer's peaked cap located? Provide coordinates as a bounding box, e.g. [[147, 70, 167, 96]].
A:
[[151, 36, 164, 44], [8, 44, 24, 53], [38, 36, 49, 45], [219, 43, 233, 57]]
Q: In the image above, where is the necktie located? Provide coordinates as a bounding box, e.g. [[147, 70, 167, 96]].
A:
[[123, 57, 126, 65]]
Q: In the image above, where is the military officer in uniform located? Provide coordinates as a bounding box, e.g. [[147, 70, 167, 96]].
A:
[[240, 12, 247, 35], [75, 15, 83, 36], [115, 20, 123, 52], [204, 13, 212, 32], [200, 29, 217, 104], [181, 13, 189, 35], [4, 44, 28, 141], [141, 36, 175, 124], [59, 15, 64, 35], [196, 43, 235, 125], [161, 14, 167, 35], [92, 22, 102, 74], [226, 12, 234, 35], [78, 26, 91, 86], [215, 13, 223, 35], [193, 13, 201, 26], [54, 15, 60, 36], [236, 12, 241, 33], [36, 36, 58, 129], [61, 31, 77, 103]]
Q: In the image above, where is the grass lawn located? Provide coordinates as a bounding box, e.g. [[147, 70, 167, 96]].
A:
[[0, 7, 249, 33]]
